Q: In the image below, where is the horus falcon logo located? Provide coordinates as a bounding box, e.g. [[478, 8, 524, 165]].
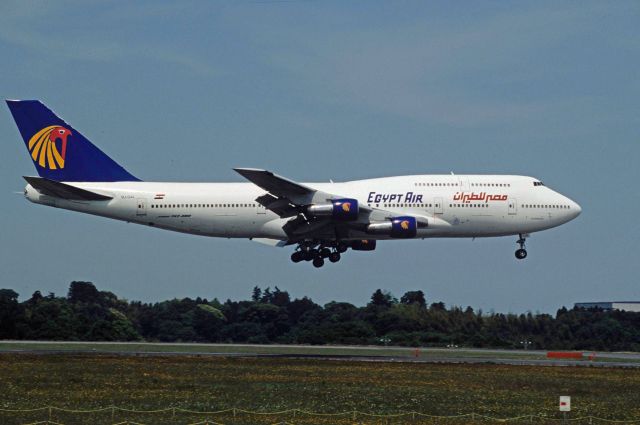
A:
[[400, 220, 410, 230], [341, 202, 351, 212], [28, 126, 72, 170]]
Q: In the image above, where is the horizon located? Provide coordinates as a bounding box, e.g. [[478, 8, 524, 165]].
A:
[[5, 280, 610, 316]]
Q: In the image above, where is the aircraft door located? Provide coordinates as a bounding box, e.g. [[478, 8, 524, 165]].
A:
[[508, 198, 517, 215], [458, 176, 470, 191], [434, 197, 443, 214], [136, 198, 147, 216]]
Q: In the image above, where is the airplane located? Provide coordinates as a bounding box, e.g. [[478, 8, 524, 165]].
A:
[[7, 100, 581, 268]]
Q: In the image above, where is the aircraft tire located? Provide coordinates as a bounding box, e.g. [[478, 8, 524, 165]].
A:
[[515, 249, 527, 260], [312, 257, 324, 268]]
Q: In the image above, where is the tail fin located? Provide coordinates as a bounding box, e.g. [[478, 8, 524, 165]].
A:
[[6, 100, 139, 182]]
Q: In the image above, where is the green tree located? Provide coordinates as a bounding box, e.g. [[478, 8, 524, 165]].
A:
[[369, 289, 395, 308], [0, 289, 25, 339], [67, 281, 101, 304], [400, 290, 426, 308], [251, 286, 262, 302]]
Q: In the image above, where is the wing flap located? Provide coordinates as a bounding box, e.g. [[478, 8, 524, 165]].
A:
[[255, 193, 298, 218], [23, 176, 113, 201], [250, 238, 289, 247]]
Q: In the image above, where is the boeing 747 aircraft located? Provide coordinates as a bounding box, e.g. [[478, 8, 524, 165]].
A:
[[8, 100, 581, 267]]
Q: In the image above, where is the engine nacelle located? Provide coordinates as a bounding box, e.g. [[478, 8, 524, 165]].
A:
[[391, 216, 417, 238], [350, 240, 377, 251], [367, 216, 417, 239], [307, 198, 359, 221]]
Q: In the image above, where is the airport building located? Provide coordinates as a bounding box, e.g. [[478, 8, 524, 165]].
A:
[[574, 301, 640, 312]]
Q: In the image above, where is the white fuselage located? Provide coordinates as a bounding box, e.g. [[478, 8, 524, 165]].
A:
[[24, 174, 581, 241]]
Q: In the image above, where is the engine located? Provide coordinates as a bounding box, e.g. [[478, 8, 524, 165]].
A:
[[350, 240, 377, 251], [307, 198, 359, 221], [366, 216, 417, 238]]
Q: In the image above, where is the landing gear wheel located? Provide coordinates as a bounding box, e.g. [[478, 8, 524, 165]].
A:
[[303, 250, 315, 261], [291, 251, 303, 263], [515, 249, 527, 260], [320, 248, 331, 258], [329, 252, 341, 263], [514, 233, 528, 260], [337, 243, 348, 253], [312, 257, 325, 268]]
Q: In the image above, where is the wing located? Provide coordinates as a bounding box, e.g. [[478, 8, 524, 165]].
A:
[[234, 168, 317, 218], [234, 168, 391, 242], [234, 168, 312, 198]]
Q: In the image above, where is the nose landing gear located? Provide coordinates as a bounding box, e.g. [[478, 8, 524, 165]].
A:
[[515, 234, 528, 260]]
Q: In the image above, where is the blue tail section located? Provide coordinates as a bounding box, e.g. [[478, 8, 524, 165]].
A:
[[6, 100, 140, 182]]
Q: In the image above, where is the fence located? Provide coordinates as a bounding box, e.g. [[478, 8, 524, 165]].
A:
[[1, 407, 640, 425]]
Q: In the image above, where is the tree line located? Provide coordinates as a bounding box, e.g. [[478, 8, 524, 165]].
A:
[[1, 282, 638, 351]]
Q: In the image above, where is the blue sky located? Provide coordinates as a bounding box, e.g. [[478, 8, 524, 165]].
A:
[[1, 1, 638, 313]]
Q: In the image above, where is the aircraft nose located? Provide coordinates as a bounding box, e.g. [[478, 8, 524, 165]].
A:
[[567, 198, 581, 219], [573, 201, 582, 216]]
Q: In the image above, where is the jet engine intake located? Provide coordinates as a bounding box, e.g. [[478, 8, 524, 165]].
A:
[[367, 216, 417, 238], [307, 198, 359, 221]]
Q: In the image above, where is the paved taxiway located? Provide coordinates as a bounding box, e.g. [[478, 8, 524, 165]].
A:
[[2, 342, 639, 368]]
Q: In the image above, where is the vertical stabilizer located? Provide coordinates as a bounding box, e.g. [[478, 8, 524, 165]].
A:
[[7, 100, 139, 182]]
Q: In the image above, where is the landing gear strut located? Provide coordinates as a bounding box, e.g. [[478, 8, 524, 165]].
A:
[[291, 241, 343, 267], [515, 234, 528, 260]]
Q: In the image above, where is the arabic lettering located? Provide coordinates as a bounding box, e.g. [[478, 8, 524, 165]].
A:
[[453, 192, 508, 203]]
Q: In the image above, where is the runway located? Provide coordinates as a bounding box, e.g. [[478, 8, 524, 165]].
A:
[[2, 341, 639, 368]]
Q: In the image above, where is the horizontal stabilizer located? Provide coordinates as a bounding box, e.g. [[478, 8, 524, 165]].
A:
[[23, 176, 113, 201]]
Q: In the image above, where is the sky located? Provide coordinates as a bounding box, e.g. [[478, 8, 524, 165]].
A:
[[0, 0, 638, 313]]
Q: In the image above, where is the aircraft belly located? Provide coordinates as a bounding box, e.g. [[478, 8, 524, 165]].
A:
[[206, 214, 279, 238]]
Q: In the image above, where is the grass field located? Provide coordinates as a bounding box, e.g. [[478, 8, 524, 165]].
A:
[[1, 353, 640, 425]]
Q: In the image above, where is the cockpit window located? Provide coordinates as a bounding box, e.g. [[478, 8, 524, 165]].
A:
[[533, 181, 544, 186]]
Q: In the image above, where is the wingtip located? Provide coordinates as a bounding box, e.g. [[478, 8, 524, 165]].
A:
[[234, 167, 271, 176], [234, 167, 266, 172]]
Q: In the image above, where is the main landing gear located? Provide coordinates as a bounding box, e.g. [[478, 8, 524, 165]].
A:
[[290, 242, 343, 268], [515, 234, 528, 260]]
